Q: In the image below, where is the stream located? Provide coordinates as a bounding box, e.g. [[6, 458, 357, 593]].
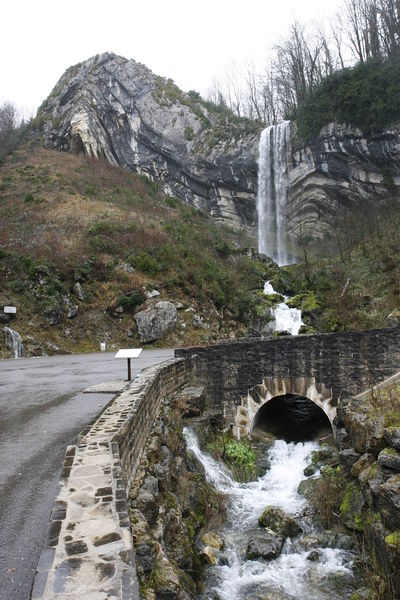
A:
[[184, 429, 357, 600]]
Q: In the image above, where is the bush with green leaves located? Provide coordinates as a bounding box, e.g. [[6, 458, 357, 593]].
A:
[[295, 55, 400, 139]]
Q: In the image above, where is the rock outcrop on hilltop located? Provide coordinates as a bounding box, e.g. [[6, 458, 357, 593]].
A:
[[36, 52, 400, 239], [37, 52, 260, 231]]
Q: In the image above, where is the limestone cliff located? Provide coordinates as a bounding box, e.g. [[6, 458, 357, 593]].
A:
[[36, 52, 400, 239], [288, 121, 400, 237], [36, 52, 260, 231]]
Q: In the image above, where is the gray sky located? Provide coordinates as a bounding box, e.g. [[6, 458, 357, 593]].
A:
[[2, 0, 343, 117]]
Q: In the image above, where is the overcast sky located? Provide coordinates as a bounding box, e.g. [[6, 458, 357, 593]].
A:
[[2, 0, 343, 118]]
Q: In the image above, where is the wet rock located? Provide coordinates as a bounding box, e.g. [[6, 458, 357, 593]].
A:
[[340, 482, 366, 531], [344, 397, 386, 454], [378, 448, 400, 471], [339, 449, 362, 474], [351, 453, 375, 478], [297, 531, 354, 551], [133, 490, 159, 528], [141, 475, 159, 497], [335, 427, 352, 451], [303, 464, 317, 476], [201, 532, 224, 550], [384, 427, 400, 451], [312, 446, 339, 467], [297, 478, 319, 498], [307, 550, 321, 561], [378, 474, 400, 530], [149, 558, 181, 598], [246, 531, 284, 560], [175, 385, 205, 418], [258, 506, 301, 538], [200, 546, 217, 565], [135, 301, 177, 343]]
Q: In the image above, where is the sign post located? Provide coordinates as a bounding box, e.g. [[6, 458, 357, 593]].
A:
[[114, 348, 142, 381], [4, 306, 17, 315]]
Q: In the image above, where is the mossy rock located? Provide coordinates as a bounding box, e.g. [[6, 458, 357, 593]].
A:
[[299, 324, 317, 335], [264, 293, 284, 305], [285, 294, 305, 309], [258, 505, 301, 537], [301, 291, 321, 315], [340, 482, 366, 531], [385, 530, 400, 546]]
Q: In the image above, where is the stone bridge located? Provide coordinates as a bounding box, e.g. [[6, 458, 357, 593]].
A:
[[176, 326, 400, 438], [33, 326, 400, 598]]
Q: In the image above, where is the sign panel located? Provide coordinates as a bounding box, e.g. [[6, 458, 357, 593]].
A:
[[115, 348, 142, 359], [4, 306, 16, 314]]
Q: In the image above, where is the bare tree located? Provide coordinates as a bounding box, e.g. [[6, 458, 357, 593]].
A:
[[0, 102, 18, 156]]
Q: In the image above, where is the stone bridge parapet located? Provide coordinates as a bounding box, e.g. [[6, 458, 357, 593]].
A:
[[176, 326, 400, 428], [32, 356, 195, 600]]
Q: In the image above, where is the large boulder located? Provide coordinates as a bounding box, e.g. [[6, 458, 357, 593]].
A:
[[246, 531, 284, 561], [343, 396, 386, 454], [378, 474, 400, 530], [258, 506, 301, 538], [135, 301, 177, 343]]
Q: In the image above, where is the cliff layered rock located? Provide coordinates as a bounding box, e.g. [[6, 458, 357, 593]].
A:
[[37, 52, 259, 231], [36, 52, 400, 239], [288, 121, 400, 237]]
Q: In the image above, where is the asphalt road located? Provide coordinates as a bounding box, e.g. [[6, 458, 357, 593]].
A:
[[0, 349, 174, 600]]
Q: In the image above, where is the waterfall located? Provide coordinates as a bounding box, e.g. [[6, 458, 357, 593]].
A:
[[3, 326, 24, 359], [257, 121, 291, 266], [264, 281, 303, 335]]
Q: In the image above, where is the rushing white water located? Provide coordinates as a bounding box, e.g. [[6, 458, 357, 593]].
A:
[[257, 121, 292, 266], [3, 326, 24, 359], [264, 280, 303, 335], [184, 428, 354, 600]]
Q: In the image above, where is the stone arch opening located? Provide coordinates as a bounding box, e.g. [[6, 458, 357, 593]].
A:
[[252, 393, 332, 442]]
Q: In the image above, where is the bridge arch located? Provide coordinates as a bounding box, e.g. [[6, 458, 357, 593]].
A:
[[233, 375, 335, 439]]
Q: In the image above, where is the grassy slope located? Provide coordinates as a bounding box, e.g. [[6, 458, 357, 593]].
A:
[[0, 145, 268, 356]]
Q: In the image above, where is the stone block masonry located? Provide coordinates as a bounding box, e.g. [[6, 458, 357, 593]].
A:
[[31, 357, 194, 600], [175, 326, 400, 425]]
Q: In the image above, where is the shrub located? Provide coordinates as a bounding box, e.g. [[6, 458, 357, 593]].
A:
[[128, 251, 159, 275], [117, 290, 146, 310], [24, 192, 35, 203], [184, 126, 194, 141], [308, 465, 347, 528], [295, 55, 400, 139]]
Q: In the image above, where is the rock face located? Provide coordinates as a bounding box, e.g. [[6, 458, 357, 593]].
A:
[[36, 53, 400, 238], [38, 52, 259, 231], [289, 121, 400, 237]]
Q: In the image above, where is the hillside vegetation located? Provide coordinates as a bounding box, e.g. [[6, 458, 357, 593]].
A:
[[0, 145, 269, 356], [295, 55, 400, 139], [279, 206, 400, 333]]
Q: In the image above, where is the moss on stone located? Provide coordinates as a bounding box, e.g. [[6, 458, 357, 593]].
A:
[[301, 291, 320, 313], [385, 530, 400, 546]]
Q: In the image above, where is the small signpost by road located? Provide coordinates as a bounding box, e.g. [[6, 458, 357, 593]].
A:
[[4, 306, 16, 314], [114, 348, 142, 381]]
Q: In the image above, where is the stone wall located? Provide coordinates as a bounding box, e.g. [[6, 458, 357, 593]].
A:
[[31, 357, 194, 600], [175, 326, 400, 424]]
